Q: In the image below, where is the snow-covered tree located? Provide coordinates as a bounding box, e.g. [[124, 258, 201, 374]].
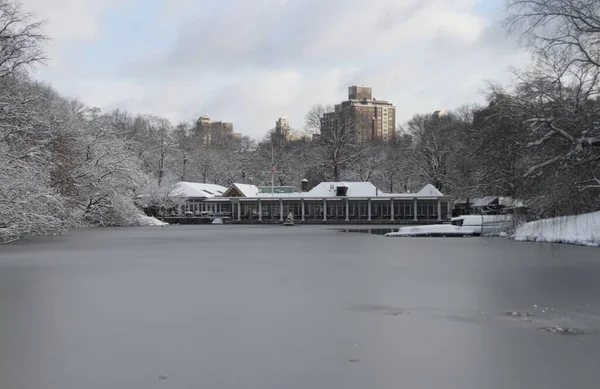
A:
[[67, 109, 149, 226], [348, 141, 385, 182], [377, 133, 416, 193], [139, 174, 186, 219], [0, 153, 66, 243], [0, 1, 63, 242], [305, 104, 362, 181], [498, 0, 600, 214], [406, 113, 456, 192]]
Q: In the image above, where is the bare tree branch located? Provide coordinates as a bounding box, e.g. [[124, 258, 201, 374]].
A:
[[0, 0, 48, 78]]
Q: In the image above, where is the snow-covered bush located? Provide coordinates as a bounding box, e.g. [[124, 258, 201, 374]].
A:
[[0, 151, 68, 243]]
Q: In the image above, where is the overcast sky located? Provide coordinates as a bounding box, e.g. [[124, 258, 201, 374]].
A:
[[24, 0, 529, 139]]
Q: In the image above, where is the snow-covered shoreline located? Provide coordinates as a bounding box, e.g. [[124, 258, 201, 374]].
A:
[[385, 224, 478, 237], [1, 214, 167, 244], [137, 215, 169, 227], [383, 212, 600, 247], [513, 211, 600, 247]]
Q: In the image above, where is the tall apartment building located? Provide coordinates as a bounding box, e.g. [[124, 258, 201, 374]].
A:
[[272, 116, 291, 143], [194, 116, 240, 145], [272, 117, 311, 142], [321, 86, 396, 143], [276, 117, 290, 138]]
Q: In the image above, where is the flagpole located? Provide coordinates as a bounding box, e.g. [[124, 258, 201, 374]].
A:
[[271, 139, 274, 197]]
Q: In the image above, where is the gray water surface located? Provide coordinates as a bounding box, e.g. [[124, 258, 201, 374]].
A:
[[1, 226, 599, 389]]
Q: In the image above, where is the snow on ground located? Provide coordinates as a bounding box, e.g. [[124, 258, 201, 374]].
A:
[[513, 211, 600, 247], [137, 214, 169, 226], [385, 225, 478, 237]]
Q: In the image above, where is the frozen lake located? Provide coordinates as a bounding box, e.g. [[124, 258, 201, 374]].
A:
[[1, 225, 600, 388]]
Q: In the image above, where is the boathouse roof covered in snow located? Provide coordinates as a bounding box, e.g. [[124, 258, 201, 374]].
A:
[[223, 183, 260, 198], [171, 182, 227, 199], [213, 181, 447, 199]]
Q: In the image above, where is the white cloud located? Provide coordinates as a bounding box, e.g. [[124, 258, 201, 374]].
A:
[[300, 1, 486, 60], [138, 0, 488, 73], [21, 0, 128, 69]]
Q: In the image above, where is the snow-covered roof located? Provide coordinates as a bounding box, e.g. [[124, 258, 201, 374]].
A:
[[416, 184, 444, 197], [473, 196, 498, 207], [307, 182, 384, 197], [211, 182, 446, 199], [385, 184, 444, 198], [171, 182, 227, 198], [224, 183, 259, 197]]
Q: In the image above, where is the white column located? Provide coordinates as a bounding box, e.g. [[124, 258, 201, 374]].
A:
[[279, 199, 284, 222], [258, 200, 262, 222], [345, 199, 349, 222], [301, 201, 305, 222], [437, 200, 442, 221], [367, 199, 372, 222], [390, 199, 395, 222], [413, 199, 418, 222], [237, 201, 241, 222], [323, 199, 327, 222], [447, 200, 452, 219]]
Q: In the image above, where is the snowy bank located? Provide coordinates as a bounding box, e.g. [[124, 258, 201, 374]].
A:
[[514, 211, 600, 247], [385, 225, 478, 237], [137, 214, 169, 227]]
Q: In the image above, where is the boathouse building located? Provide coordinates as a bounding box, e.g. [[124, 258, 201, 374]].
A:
[[172, 181, 451, 224]]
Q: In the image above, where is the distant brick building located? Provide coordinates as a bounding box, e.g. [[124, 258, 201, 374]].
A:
[[194, 116, 241, 145], [321, 86, 396, 143]]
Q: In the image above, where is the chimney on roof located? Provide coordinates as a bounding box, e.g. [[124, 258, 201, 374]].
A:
[[301, 179, 309, 192]]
